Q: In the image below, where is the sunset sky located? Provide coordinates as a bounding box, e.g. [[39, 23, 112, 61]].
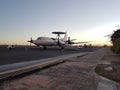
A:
[[0, 0, 120, 46]]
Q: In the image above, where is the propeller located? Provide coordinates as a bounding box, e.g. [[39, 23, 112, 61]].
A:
[[27, 37, 33, 46], [27, 37, 32, 42]]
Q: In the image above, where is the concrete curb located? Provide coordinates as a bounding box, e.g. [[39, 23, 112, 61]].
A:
[[97, 76, 120, 90], [0, 52, 88, 80]]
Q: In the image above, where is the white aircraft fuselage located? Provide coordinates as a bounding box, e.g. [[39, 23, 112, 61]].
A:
[[30, 37, 66, 46]]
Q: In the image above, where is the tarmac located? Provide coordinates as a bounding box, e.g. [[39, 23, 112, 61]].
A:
[[1, 47, 120, 90], [0, 46, 96, 65]]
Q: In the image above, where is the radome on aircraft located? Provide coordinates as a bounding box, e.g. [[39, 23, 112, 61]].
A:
[[27, 32, 89, 50]]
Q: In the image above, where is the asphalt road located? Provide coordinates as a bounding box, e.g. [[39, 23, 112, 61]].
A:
[[0, 46, 99, 66]]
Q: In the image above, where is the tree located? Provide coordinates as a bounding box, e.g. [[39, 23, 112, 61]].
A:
[[111, 29, 120, 53]]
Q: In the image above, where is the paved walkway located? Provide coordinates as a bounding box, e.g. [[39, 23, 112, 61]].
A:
[[0, 48, 120, 90]]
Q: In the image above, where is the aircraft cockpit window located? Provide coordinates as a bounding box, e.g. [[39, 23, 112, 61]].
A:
[[51, 38, 55, 40], [37, 37, 42, 40]]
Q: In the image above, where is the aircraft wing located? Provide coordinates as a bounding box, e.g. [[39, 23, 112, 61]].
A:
[[73, 41, 90, 44], [70, 39, 76, 41]]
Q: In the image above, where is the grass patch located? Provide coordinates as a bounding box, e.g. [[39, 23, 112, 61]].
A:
[[95, 64, 120, 83]]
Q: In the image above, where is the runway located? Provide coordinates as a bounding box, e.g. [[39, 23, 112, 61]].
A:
[[0, 45, 100, 79], [0, 45, 98, 66]]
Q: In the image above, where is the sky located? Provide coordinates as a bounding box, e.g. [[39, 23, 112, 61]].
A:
[[0, 0, 120, 46]]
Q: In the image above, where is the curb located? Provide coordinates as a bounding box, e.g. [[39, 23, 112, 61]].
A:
[[97, 76, 119, 90], [0, 52, 88, 80]]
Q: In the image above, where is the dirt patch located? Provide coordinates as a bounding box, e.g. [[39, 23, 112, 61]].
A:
[[0, 61, 98, 90]]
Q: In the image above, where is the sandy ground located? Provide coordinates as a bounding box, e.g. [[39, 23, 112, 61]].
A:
[[102, 48, 120, 62], [0, 48, 119, 90], [102, 55, 120, 62]]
